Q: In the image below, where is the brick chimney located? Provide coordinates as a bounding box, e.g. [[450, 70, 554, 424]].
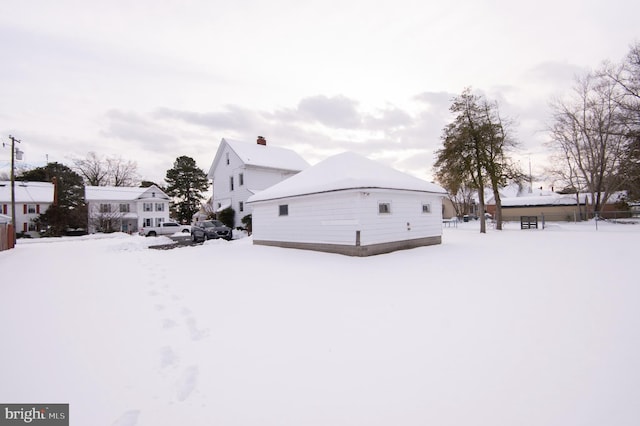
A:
[[257, 136, 267, 146]]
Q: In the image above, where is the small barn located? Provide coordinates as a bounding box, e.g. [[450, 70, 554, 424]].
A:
[[247, 152, 447, 256]]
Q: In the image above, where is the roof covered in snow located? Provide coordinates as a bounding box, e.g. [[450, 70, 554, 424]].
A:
[[247, 151, 447, 203], [84, 185, 168, 201], [500, 193, 587, 207], [0, 181, 54, 203], [208, 138, 309, 177]]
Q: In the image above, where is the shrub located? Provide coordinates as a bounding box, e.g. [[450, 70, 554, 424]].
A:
[[218, 207, 235, 228], [241, 214, 252, 235]]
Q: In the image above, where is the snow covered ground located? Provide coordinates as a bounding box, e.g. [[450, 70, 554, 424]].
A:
[[1, 220, 639, 426]]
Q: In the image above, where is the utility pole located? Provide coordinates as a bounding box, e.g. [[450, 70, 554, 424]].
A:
[[9, 135, 21, 244]]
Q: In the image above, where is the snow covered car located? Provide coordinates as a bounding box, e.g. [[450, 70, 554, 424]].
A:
[[190, 220, 233, 242]]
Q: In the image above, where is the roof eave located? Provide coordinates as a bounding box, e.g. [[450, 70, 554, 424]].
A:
[[248, 186, 446, 204]]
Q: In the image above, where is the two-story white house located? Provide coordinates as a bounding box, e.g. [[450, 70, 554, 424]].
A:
[[85, 185, 171, 233], [207, 137, 309, 227], [0, 181, 54, 236]]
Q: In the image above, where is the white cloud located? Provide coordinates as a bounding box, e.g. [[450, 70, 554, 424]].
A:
[[2, 0, 639, 187]]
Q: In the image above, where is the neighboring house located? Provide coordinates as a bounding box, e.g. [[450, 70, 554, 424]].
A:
[[247, 151, 447, 256], [207, 136, 309, 227], [85, 185, 171, 233], [486, 191, 588, 222], [485, 187, 629, 221], [0, 181, 54, 236]]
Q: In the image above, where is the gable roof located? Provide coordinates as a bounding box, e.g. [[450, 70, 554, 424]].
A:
[[84, 185, 168, 202], [0, 181, 54, 203], [248, 151, 447, 203], [208, 138, 309, 177]]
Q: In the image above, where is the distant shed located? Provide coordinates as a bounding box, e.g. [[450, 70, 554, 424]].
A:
[[247, 152, 447, 256]]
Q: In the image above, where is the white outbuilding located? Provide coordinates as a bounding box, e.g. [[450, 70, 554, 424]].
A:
[[247, 151, 447, 256]]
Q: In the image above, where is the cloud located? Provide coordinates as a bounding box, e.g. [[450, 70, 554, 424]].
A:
[[101, 110, 178, 149], [154, 105, 262, 131], [414, 91, 456, 110], [364, 106, 413, 130], [85, 93, 456, 183], [277, 95, 362, 129]]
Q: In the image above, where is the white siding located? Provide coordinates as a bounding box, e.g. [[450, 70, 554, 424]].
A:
[[15, 202, 51, 235], [357, 191, 443, 246], [251, 189, 443, 246], [212, 146, 301, 227], [87, 196, 170, 233]]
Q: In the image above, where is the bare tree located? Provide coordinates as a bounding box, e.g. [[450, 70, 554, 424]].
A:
[[73, 152, 109, 186], [107, 156, 139, 187], [602, 42, 640, 200], [548, 71, 629, 213], [86, 203, 123, 233], [73, 152, 139, 187]]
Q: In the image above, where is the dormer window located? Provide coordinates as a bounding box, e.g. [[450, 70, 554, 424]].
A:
[[226, 152, 230, 165], [152, 192, 155, 198]]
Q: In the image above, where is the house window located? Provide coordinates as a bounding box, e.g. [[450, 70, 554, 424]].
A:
[[279, 204, 289, 216], [152, 192, 156, 198], [239, 173, 244, 186], [143, 202, 153, 212], [143, 218, 152, 227], [27, 204, 36, 214], [28, 221, 37, 231], [230, 176, 234, 191], [119, 203, 130, 213], [100, 203, 112, 213], [422, 203, 431, 213], [239, 201, 244, 212], [378, 202, 391, 214], [226, 152, 230, 165], [155, 203, 165, 212], [155, 217, 164, 227]]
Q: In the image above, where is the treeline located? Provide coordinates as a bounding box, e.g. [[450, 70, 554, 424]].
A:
[[434, 42, 640, 233]]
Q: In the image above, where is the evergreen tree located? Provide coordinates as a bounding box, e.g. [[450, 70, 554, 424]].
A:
[[17, 162, 87, 235], [433, 89, 521, 232], [165, 156, 209, 223]]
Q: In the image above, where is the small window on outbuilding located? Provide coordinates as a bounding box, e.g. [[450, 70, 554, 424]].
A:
[[378, 202, 391, 214], [239, 201, 244, 212], [279, 204, 289, 216], [422, 203, 431, 213]]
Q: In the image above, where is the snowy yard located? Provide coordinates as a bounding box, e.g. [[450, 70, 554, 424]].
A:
[[1, 220, 639, 426]]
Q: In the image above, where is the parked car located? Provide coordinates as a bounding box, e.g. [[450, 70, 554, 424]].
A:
[[139, 222, 191, 237], [191, 220, 233, 242]]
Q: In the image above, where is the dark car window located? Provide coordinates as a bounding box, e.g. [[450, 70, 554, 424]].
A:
[[202, 221, 224, 228], [163, 223, 178, 227]]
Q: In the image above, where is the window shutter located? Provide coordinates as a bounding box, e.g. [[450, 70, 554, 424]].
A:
[[36, 205, 41, 214], [23, 223, 27, 232], [23, 204, 27, 214]]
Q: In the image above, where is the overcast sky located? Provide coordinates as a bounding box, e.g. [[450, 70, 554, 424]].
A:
[[1, 0, 638, 186]]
